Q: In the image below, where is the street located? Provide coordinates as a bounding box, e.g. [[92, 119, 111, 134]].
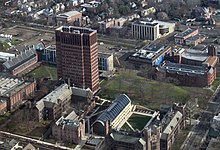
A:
[[0, 131, 72, 150], [181, 86, 220, 150]]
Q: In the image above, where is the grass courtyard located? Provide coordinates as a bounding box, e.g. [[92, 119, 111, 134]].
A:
[[28, 64, 57, 80], [127, 114, 152, 130], [99, 70, 212, 110]]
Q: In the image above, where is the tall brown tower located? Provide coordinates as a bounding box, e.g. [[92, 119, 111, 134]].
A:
[[55, 26, 100, 93]]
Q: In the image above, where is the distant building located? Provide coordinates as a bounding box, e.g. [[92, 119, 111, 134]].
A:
[[35, 84, 72, 121], [132, 20, 175, 40], [98, 52, 114, 72], [81, 1, 101, 13], [159, 45, 218, 86], [36, 45, 56, 65], [98, 18, 126, 33], [129, 43, 171, 67], [185, 34, 206, 47], [56, 26, 100, 93], [140, 7, 156, 17], [56, 11, 82, 26], [0, 74, 36, 114], [2, 47, 38, 76], [52, 110, 85, 144], [174, 28, 199, 45]]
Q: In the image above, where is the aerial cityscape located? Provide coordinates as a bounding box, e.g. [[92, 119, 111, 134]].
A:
[[0, 0, 220, 150]]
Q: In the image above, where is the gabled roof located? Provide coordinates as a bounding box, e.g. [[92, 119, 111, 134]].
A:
[[3, 48, 36, 70], [95, 94, 131, 125], [71, 86, 93, 98], [161, 111, 183, 140], [36, 84, 72, 110]]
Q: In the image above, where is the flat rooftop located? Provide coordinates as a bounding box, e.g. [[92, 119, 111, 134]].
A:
[[134, 21, 158, 26], [0, 74, 24, 96], [131, 43, 165, 59], [161, 62, 207, 75], [56, 26, 96, 34], [175, 28, 197, 38], [152, 20, 175, 28]]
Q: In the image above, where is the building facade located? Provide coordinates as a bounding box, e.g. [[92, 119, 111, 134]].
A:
[[0, 74, 36, 114], [35, 84, 72, 121], [132, 21, 160, 40], [132, 20, 175, 41], [56, 11, 82, 26], [56, 26, 100, 93], [159, 45, 218, 87], [2, 48, 38, 76], [160, 111, 184, 150], [129, 43, 171, 67], [52, 110, 85, 144], [174, 28, 199, 45], [98, 52, 114, 72]]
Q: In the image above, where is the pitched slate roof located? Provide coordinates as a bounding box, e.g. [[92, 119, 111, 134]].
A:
[[96, 94, 131, 125], [3, 48, 36, 70]]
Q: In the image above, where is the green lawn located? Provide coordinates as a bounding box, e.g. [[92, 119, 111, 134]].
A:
[[28, 65, 57, 80], [0, 112, 11, 125], [127, 114, 152, 131], [99, 70, 212, 110], [121, 122, 132, 131]]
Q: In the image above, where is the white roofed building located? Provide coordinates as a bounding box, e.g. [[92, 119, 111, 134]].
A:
[[56, 10, 82, 26], [35, 84, 72, 120]]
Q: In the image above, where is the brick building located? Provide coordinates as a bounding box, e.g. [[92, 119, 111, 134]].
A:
[[52, 110, 85, 144], [174, 28, 199, 45], [2, 47, 38, 76], [56, 11, 82, 26], [0, 74, 36, 114], [55, 26, 100, 93], [159, 45, 218, 87]]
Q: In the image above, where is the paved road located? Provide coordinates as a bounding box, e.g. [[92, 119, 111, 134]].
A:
[[0, 131, 73, 150], [181, 86, 220, 150]]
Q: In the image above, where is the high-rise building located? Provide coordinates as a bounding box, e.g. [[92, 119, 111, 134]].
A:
[[55, 26, 100, 93]]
